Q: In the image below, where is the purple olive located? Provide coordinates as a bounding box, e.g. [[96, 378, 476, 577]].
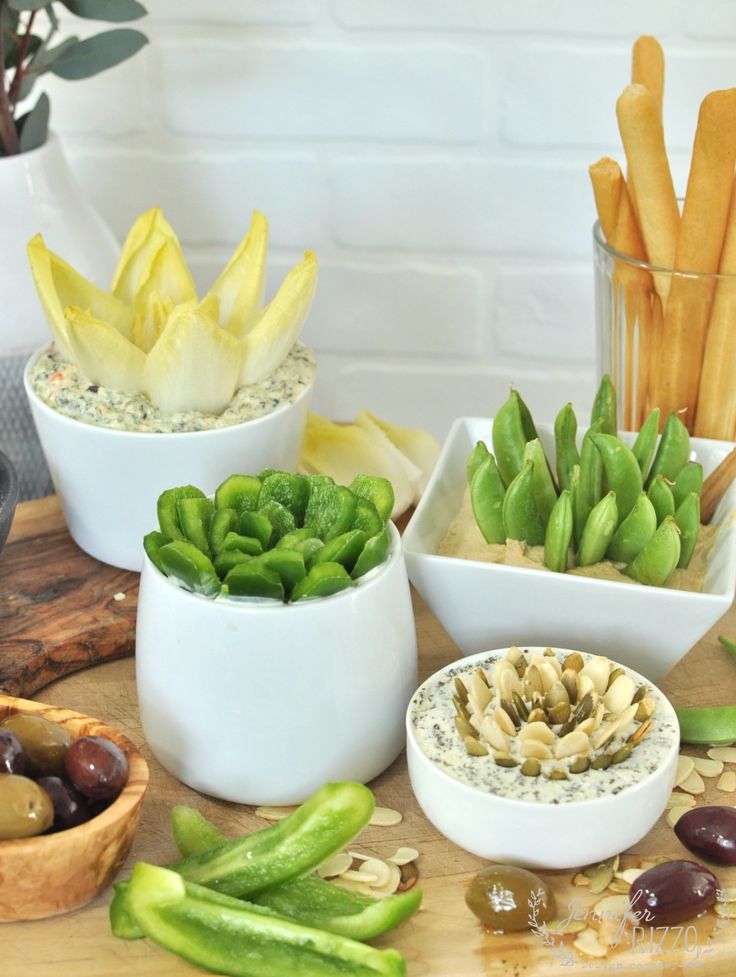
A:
[[675, 806, 736, 866], [0, 727, 24, 775], [63, 736, 128, 801], [629, 860, 718, 926], [36, 776, 91, 831]]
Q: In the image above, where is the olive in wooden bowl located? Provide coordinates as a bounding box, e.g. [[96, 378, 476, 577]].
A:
[[0, 692, 148, 921]]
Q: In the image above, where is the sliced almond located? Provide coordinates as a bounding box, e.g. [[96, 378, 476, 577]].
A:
[[548, 917, 586, 935], [692, 756, 724, 778], [580, 656, 610, 695], [469, 670, 492, 712], [520, 739, 554, 760], [607, 878, 632, 894], [707, 747, 736, 763], [537, 661, 559, 693], [593, 893, 631, 919], [358, 858, 392, 888], [616, 868, 644, 884], [370, 807, 403, 827], [341, 868, 379, 883], [525, 664, 544, 697], [573, 927, 608, 958], [666, 806, 689, 827], [388, 847, 419, 866], [603, 674, 635, 714], [505, 645, 525, 666], [364, 859, 401, 896], [520, 720, 555, 745], [675, 754, 695, 786], [332, 877, 378, 897], [555, 729, 591, 759], [494, 660, 523, 699], [494, 705, 517, 737], [317, 852, 352, 878], [678, 769, 706, 795], [479, 717, 510, 753], [665, 791, 696, 809], [635, 696, 656, 722], [572, 872, 590, 886], [577, 717, 596, 735], [577, 674, 596, 700], [254, 805, 296, 821], [592, 704, 638, 749], [718, 770, 736, 792]]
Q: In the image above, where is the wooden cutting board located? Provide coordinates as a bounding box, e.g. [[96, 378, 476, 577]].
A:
[[1, 497, 736, 977]]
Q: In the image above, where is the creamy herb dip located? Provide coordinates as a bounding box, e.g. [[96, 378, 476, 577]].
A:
[[30, 344, 315, 434], [410, 650, 678, 804]]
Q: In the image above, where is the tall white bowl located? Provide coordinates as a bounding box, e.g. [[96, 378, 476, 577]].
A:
[[135, 523, 417, 805], [402, 418, 736, 682], [24, 347, 313, 571]]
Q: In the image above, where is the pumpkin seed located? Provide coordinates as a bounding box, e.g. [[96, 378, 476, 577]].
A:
[[558, 717, 577, 737], [494, 755, 519, 768], [453, 695, 470, 722], [547, 768, 568, 780], [512, 690, 529, 721], [606, 667, 626, 690], [635, 696, 655, 722], [454, 676, 469, 704], [397, 861, 419, 892], [574, 691, 593, 723], [454, 715, 477, 740], [520, 758, 541, 777], [465, 734, 490, 756], [527, 707, 548, 724], [569, 756, 590, 774], [547, 702, 571, 725], [591, 754, 612, 770], [561, 668, 578, 704], [500, 697, 520, 727], [611, 744, 633, 764], [563, 651, 584, 673], [585, 858, 616, 894], [632, 684, 650, 704]]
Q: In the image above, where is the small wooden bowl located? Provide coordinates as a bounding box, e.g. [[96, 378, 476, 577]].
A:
[[0, 692, 148, 921]]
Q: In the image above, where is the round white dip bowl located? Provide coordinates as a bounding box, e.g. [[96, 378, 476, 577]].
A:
[[406, 647, 679, 870], [136, 523, 417, 805], [24, 346, 314, 571]]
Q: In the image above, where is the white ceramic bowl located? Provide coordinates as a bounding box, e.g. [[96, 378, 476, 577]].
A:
[[402, 418, 736, 682], [24, 346, 313, 571], [406, 647, 679, 869], [135, 523, 417, 805]]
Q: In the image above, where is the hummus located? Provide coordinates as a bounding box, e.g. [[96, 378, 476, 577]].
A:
[[439, 490, 718, 593]]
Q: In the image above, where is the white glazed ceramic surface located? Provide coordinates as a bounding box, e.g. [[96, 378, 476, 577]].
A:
[[135, 523, 417, 805], [402, 418, 736, 682], [406, 648, 679, 869], [24, 348, 313, 571]]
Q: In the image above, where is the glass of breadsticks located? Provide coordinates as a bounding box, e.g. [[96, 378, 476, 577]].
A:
[[592, 35, 736, 441]]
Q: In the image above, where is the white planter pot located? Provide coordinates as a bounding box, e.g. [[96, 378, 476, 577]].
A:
[[0, 133, 119, 499]]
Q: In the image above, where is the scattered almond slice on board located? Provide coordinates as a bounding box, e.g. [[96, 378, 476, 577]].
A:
[[678, 769, 706, 795], [708, 747, 736, 763], [691, 756, 724, 778], [665, 791, 696, 809], [666, 806, 689, 827], [717, 770, 736, 792], [573, 926, 609, 958], [254, 805, 296, 821], [675, 754, 695, 785], [370, 807, 403, 827], [316, 853, 353, 878]]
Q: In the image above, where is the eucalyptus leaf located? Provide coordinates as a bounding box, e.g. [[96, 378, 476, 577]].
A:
[[61, 0, 147, 22], [8, 0, 51, 11], [17, 91, 49, 152], [0, 5, 19, 32], [29, 34, 79, 71], [48, 27, 147, 79], [4, 32, 41, 68]]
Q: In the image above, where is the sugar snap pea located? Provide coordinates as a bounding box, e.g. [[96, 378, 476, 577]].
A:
[[467, 440, 491, 485], [570, 463, 587, 548], [674, 491, 700, 570], [492, 391, 529, 487], [522, 437, 558, 524], [516, 389, 540, 443], [578, 491, 618, 567], [675, 705, 736, 745], [554, 403, 579, 492], [578, 419, 604, 532], [502, 460, 545, 546], [631, 408, 661, 478], [719, 635, 736, 662], [470, 454, 506, 544], [647, 474, 676, 525], [590, 433, 642, 524], [646, 410, 690, 488], [590, 373, 618, 436], [672, 461, 704, 510], [544, 489, 573, 572], [624, 515, 681, 586], [606, 492, 657, 564]]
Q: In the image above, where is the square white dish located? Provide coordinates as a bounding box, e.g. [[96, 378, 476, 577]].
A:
[[402, 417, 736, 681]]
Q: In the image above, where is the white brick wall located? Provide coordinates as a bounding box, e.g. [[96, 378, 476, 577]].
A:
[[32, 0, 736, 439]]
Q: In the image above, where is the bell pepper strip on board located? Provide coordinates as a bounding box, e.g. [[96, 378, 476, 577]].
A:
[[121, 862, 407, 977]]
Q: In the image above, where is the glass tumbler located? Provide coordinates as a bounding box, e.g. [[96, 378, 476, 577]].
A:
[[593, 221, 736, 440]]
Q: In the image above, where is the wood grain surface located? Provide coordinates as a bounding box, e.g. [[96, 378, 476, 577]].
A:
[[1, 497, 736, 976]]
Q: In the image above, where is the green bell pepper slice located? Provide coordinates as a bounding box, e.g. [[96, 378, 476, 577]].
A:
[[348, 475, 394, 523], [159, 540, 220, 597], [221, 532, 264, 556], [304, 477, 357, 541], [259, 549, 307, 595], [351, 497, 384, 538], [210, 507, 239, 554], [239, 510, 273, 550], [311, 530, 368, 573], [143, 531, 171, 574], [258, 499, 297, 545], [177, 497, 215, 556], [214, 549, 252, 578], [223, 560, 284, 600], [291, 562, 353, 601], [215, 475, 262, 512], [157, 485, 207, 540], [258, 472, 311, 524], [351, 528, 390, 580]]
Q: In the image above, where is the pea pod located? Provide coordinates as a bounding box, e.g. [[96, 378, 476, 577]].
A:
[[516, 389, 540, 443], [570, 463, 587, 548], [672, 461, 704, 510], [632, 408, 661, 479], [578, 419, 604, 532], [469, 455, 506, 544], [647, 475, 675, 525], [578, 491, 618, 567], [590, 373, 617, 436], [606, 492, 657, 564], [502, 460, 545, 546], [675, 705, 736, 745], [543, 489, 572, 573], [674, 491, 701, 570], [624, 515, 681, 586], [492, 390, 529, 487], [554, 403, 579, 492], [467, 440, 491, 485], [522, 438, 558, 524], [646, 411, 690, 488], [590, 433, 642, 525]]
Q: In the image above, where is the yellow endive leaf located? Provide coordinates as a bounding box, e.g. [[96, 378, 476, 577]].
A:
[[207, 210, 268, 340], [355, 410, 440, 500], [300, 414, 415, 518], [132, 292, 173, 353], [65, 306, 145, 395], [131, 238, 197, 317], [239, 250, 317, 386], [144, 305, 244, 415], [352, 411, 423, 505], [111, 208, 195, 308], [27, 234, 134, 359], [198, 292, 220, 322]]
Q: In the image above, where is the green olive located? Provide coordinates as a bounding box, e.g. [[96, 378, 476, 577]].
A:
[[0, 774, 54, 839], [465, 864, 555, 932], [1, 714, 72, 776]]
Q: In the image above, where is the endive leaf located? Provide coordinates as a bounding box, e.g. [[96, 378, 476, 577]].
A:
[[132, 238, 196, 316], [355, 410, 440, 500], [300, 414, 414, 518], [352, 411, 423, 506], [27, 233, 133, 360], [132, 292, 173, 353], [207, 210, 268, 340], [65, 306, 145, 394], [144, 305, 244, 415], [111, 208, 194, 308], [239, 250, 317, 386]]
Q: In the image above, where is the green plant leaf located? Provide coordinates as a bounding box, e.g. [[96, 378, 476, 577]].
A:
[[8, 0, 50, 10], [48, 27, 147, 79], [61, 0, 147, 22], [17, 91, 49, 152], [4, 32, 41, 67]]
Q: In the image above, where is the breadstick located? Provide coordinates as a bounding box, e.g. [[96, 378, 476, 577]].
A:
[[657, 89, 736, 427], [632, 36, 664, 117], [616, 84, 680, 304]]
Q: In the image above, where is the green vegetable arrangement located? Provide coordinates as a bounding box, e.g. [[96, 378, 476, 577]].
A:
[[468, 375, 703, 587], [144, 470, 395, 602], [111, 782, 420, 977]]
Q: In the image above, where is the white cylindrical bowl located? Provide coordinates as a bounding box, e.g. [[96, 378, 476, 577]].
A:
[[24, 347, 313, 571], [135, 523, 417, 805], [406, 648, 679, 870]]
